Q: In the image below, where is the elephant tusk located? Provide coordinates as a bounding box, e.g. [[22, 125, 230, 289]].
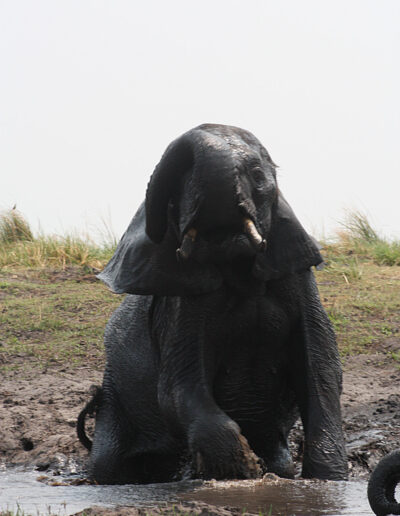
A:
[[243, 218, 266, 251], [176, 228, 197, 261]]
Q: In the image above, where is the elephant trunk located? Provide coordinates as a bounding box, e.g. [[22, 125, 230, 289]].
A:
[[145, 127, 240, 244], [368, 450, 400, 516], [145, 135, 194, 243]]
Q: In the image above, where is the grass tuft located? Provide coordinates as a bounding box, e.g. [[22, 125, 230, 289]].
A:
[[0, 211, 115, 270], [0, 209, 33, 244], [322, 211, 400, 269], [341, 210, 379, 243], [370, 240, 400, 266]]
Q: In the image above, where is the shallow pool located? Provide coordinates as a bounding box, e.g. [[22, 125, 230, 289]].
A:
[[0, 468, 373, 515]]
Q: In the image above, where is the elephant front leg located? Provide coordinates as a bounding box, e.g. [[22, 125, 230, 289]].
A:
[[159, 383, 261, 480], [156, 298, 262, 480], [291, 272, 348, 480], [186, 396, 262, 479]]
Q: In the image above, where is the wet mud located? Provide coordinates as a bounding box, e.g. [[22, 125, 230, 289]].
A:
[[1, 351, 399, 514]]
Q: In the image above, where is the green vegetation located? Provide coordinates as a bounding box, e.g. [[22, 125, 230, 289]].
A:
[[0, 209, 115, 270], [0, 210, 399, 371], [0, 508, 65, 516], [0, 506, 29, 516], [318, 211, 400, 357], [318, 262, 400, 356], [0, 268, 120, 371], [323, 210, 400, 266]]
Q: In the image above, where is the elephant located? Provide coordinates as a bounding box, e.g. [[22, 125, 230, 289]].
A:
[[77, 123, 348, 484], [368, 450, 400, 515]]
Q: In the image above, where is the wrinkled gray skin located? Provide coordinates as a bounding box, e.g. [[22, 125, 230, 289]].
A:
[[78, 124, 348, 484], [368, 450, 400, 515]]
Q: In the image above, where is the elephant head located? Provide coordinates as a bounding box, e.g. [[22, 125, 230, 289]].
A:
[[98, 124, 322, 295], [368, 450, 400, 516]]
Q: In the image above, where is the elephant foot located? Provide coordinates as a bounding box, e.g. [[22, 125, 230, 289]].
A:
[[190, 418, 263, 480], [263, 442, 295, 479]]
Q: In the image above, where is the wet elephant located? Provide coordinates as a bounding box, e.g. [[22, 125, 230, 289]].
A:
[[78, 124, 348, 484]]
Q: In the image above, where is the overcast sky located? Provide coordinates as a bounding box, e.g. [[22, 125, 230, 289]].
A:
[[1, 0, 399, 242]]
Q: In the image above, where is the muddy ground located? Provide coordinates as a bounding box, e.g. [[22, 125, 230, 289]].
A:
[[1, 346, 399, 514]]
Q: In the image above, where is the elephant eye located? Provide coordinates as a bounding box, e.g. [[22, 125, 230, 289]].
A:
[[251, 167, 264, 179], [250, 168, 266, 189]]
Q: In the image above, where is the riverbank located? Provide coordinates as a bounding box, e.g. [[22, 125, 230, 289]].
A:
[[0, 231, 399, 513]]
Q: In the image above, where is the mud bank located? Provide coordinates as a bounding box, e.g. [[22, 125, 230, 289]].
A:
[[1, 351, 399, 514]]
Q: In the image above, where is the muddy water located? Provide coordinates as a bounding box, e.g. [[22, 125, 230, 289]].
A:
[[0, 468, 373, 515], [182, 478, 373, 515], [0, 468, 191, 515]]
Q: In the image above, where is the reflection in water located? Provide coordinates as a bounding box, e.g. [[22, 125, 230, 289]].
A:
[[0, 468, 372, 516], [0, 469, 192, 515], [181, 477, 372, 515]]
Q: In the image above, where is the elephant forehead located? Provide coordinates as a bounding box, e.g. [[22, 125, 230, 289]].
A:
[[197, 130, 230, 152], [232, 147, 262, 168], [220, 136, 264, 168], [197, 127, 260, 161], [194, 124, 275, 168], [211, 142, 262, 172]]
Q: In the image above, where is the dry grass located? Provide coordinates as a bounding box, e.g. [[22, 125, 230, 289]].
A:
[[323, 211, 400, 267], [0, 209, 33, 244], [317, 212, 400, 356], [0, 210, 114, 270], [0, 210, 398, 369]]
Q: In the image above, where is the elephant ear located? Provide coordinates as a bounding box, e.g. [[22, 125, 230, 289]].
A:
[[97, 203, 222, 296], [253, 193, 323, 281]]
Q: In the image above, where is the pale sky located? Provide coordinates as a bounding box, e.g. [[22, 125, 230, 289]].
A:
[[1, 0, 399, 242]]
